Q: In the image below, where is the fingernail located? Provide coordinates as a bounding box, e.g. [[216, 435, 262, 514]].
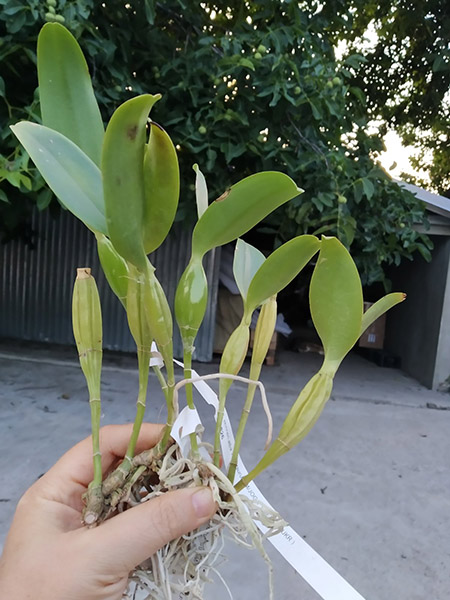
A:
[[191, 488, 214, 519]]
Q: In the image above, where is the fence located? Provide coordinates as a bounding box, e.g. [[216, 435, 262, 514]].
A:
[[0, 208, 219, 361]]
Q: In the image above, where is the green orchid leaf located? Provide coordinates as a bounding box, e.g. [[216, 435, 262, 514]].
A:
[[102, 94, 160, 270], [126, 265, 154, 355], [245, 235, 320, 314], [96, 234, 130, 308], [37, 23, 104, 166], [142, 265, 174, 358], [11, 122, 106, 234], [143, 122, 180, 254], [361, 292, 406, 335], [192, 172, 302, 259], [233, 239, 265, 302], [310, 236, 363, 369], [193, 163, 208, 219]]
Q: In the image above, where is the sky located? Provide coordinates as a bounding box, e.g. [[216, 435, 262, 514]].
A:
[[378, 131, 416, 178], [335, 29, 431, 185], [378, 131, 430, 182]]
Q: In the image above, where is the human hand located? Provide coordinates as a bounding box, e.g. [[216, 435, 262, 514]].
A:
[[0, 424, 216, 600]]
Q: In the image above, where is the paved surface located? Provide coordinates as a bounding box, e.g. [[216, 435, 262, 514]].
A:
[[0, 342, 449, 600]]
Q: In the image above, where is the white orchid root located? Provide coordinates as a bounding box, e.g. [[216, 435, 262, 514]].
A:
[[98, 442, 286, 600]]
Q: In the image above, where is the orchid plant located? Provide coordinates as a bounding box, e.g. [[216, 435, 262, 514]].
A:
[[11, 22, 405, 599]]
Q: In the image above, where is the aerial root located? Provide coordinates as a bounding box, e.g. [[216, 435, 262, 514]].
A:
[[118, 445, 286, 600]]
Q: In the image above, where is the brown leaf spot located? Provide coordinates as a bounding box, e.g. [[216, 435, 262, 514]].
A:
[[127, 125, 138, 140], [215, 188, 231, 202], [76, 267, 91, 279]]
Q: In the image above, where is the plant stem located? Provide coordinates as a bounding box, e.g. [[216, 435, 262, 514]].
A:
[[160, 353, 176, 448], [141, 263, 176, 448], [88, 383, 103, 487], [122, 266, 153, 463], [171, 372, 271, 469], [214, 321, 251, 467], [233, 451, 270, 492], [124, 347, 151, 462], [233, 448, 279, 492], [183, 350, 195, 410], [229, 298, 277, 482], [153, 364, 168, 401], [72, 268, 104, 490], [234, 368, 334, 492], [227, 361, 260, 484], [234, 471, 253, 493], [72, 269, 105, 524], [102, 266, 152, 493]]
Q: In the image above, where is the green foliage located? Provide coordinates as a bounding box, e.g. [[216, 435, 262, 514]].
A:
[[11, 122, 106, 233], [322, 0, 450, 195], [102, 94, 160, 269], [143, 123, 180, 254], [310, 236, 363, 368], [38, 22, 104, 165], [12, 21, 409, 507], [0, 0, 432, 285], [95, 233, 129, 307], [245, 235, 320, 314], [280, 162, 433, 286], [233, 239, 265, 302], [191, 173, 301, 260], [175, 171, 300, 353], [360, 292, 405, 335]]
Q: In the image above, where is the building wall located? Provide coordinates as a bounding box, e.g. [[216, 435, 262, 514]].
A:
[[433, 247, 450, 390], [0, 209, 219, 361], [385, 236, 450, 389]]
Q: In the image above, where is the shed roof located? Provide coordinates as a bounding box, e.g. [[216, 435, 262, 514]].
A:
[[398, 181, 450, 218], [397, 181, 450, 236]]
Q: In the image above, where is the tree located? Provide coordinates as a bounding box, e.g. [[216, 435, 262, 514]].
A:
[[0, 0, 432, 286], [321, 0, 450, 195]]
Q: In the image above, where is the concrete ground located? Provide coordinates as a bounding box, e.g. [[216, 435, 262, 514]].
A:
[[0, 342, 449, 600]]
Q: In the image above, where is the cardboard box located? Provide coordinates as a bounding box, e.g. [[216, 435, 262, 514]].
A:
[[359, 301, 386, 349]]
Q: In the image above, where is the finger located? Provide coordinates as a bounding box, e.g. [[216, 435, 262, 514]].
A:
[[44, 423, 164, 488], [87, 486, 216, 576]]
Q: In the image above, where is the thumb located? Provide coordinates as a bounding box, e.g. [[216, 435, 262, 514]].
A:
[[88, 486, 216, 576]]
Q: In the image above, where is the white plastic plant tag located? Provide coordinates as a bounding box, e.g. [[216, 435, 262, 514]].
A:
[[173, 358, 235, 469], [149, 341, 164, 367], [170, 406, 210, 462], [233, 458, 366, 600]]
